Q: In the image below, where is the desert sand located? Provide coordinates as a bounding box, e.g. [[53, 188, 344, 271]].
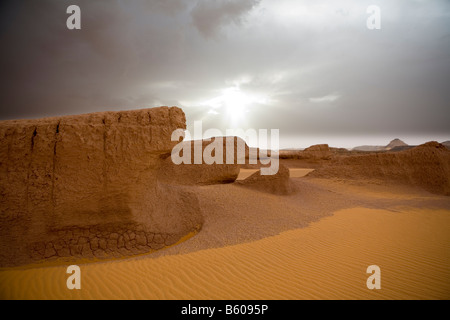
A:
[[1, 206, 449, 300], [1, 170, 449, 300], [237, 168, 313, 180], [1, 107, 449, 300]]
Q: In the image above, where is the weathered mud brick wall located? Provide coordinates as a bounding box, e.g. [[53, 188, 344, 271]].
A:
[[0, 107, 203, 267]]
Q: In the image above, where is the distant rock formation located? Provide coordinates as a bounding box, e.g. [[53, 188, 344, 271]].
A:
[[329, 147, 351, 155], [385, 138, 408, 150], [442, 141, 450, 150], [279, 144, 332, 161], [351, 145, 385, 152], [279, 149, 302, 159], [309, 141, 450, 195], [236, 164, 293, 195], [301, 144, 332, 160], [352, 139, 408, 152], [0, 107, 205, 267]]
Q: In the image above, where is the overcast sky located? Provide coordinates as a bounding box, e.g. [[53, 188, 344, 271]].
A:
[[1, 0, 449, 148]]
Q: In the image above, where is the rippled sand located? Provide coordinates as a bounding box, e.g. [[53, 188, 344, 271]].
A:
[[1, 207, 449, 300]]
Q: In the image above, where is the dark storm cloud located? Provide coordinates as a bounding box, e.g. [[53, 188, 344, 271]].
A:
[[0, 0, 449, 147], [191, 0, 260, 37], [0, 0, 192, 118]]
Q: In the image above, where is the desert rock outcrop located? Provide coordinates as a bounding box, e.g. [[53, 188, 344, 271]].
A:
[[236, 164, 293, 195], [158, 137, 247, 185], [0, 107, 204, 267], [301, 144, 332, 160], [309, 142, 450, 195], [353, 138, 409, 152], [279, 144, 333, 161]]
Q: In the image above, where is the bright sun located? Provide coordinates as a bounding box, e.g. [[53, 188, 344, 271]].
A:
[[205, 87, 267, 127], [222, 87, 250, 124]]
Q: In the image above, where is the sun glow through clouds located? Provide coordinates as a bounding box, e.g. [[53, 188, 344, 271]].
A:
[[222, 87, 251, 125], [203, 87, 268, 127]]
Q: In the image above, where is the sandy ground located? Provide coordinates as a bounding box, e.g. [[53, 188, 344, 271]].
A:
[[237, 168, 314, 180], [289, 168, 315, 178], [1, 169, 449, 300], [236, 169, 260, 180]]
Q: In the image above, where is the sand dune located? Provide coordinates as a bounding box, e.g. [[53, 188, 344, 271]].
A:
[[1, 207, 449, 300]]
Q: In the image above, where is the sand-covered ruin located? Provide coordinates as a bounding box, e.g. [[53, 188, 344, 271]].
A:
[[0, 107, 207, 266]]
